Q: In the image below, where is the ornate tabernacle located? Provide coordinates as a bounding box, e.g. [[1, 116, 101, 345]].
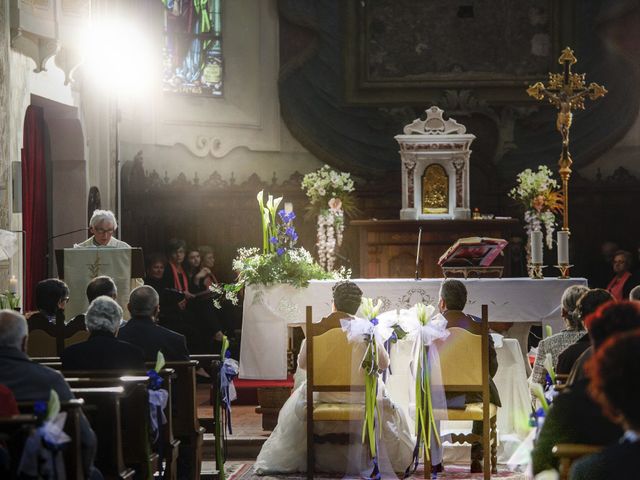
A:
[[395, 107, 476, 220]]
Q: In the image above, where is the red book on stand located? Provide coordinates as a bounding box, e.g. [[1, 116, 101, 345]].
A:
[[438, 237, 508, 267]]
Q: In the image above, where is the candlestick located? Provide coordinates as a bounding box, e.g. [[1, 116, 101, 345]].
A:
[[557, 230, 569, 264], [8, 275, 17, 294], [531, 230, 543, 264]]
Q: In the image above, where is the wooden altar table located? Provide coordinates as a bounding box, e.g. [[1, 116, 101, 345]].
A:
[[239, 277, 587, 380]]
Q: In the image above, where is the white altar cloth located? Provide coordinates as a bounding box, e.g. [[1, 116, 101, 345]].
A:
[[239, 277, 587, 380]]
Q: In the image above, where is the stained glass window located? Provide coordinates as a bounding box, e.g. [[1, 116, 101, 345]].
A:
[[161, 0, 222, 96]]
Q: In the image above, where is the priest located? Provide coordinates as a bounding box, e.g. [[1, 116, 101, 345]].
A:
[[74, 209, 130, 248]]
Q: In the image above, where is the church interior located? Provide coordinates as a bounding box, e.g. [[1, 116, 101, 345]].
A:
[[2, 0, 640, 479]]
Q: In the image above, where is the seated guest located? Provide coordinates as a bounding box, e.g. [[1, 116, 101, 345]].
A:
[[570, 300, 640, 385], [529, 285, 589, 393], [184, 247, 224, 352], [61, 296, 144, 371], [531, 301, 640, 474], [0, 310, 99, 479], [118, 286, 189, 361], [160, 239, 197, 341], [254, 281, 413, 476], [438, 279, 500, 473], [144, 253, 167, 291], [606, 250, 638, 301], [70, 275, 119, 326], [570, 330, 640, 480], [74, 209, 130, 248], [27, 278, 69, 324], [556, 289, 613, 376]]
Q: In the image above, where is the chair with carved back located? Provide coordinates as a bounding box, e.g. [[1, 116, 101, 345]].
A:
[[25, 311, 88, 357], [305, 307, 367, 480], [552, 443, 603, 480], [432, 304, 497, 480]]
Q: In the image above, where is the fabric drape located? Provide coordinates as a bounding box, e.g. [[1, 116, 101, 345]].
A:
[[21, 105, 48, 311]]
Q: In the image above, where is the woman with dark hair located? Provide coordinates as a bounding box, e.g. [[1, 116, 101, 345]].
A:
[[185, 246, 224, 352], [32, 278, 70, 323], [144, 253, 167, 293], [570, 331, 640, 480], [160, 239, 196, 338]]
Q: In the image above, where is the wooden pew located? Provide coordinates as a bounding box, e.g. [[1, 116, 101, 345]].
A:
[[553, 443, 603, 480], [146, 360, 205, 480], [17, 399, 86, 480], [0, 414, 39, 479], [67, 374, 175, 480], [42, 362, 180, 480], [71, 386, 135, 480]]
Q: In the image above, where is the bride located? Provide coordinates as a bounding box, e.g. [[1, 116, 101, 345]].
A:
[[254, 281, 415, 476]]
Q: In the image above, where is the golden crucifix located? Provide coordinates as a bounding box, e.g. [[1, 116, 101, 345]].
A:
[[527, 47, 607, 231]]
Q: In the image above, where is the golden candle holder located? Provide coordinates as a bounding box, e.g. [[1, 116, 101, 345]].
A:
[[527, 263, 546, 280], [554, 264, 573, 279]]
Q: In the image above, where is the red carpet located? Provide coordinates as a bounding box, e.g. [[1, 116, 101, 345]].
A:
[[234, 375, 294, 405]]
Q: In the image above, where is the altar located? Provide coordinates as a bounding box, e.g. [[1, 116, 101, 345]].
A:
[[239, 277, 587, 380]]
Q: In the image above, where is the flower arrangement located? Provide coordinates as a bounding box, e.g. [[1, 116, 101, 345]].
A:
[[301, 165, 356, 271], [211, 190, 349, 308], [0, 291, 20, 310], [509, 165, 564, 251]]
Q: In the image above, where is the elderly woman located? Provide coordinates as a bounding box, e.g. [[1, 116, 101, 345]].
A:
[[75, 209, 130, 248], [529, 284, 590, 394], [61, 296, 144, 370]]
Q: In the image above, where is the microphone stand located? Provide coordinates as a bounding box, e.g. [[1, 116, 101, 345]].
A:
[[415, 227, 422, 280]]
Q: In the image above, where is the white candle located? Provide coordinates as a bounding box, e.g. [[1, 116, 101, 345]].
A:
[[531, 230, 543, 264], [284, 202, 293, 214], [557, 230, 569, 264], [8, 275, 18, 294]]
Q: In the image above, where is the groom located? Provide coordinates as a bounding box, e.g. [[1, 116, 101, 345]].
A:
[[438, 279, 501, 474]]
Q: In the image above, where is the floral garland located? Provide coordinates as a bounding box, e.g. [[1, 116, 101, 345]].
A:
[[509, 165, 563, 252], [211, 190, 349, 308], [302, 165, 355, 271]]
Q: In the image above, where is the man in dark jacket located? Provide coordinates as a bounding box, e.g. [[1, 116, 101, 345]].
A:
[[0, 310, 100, 479], [62, 296, 145, 371], [118, 286, 189, 361], [439, 279, 501, 473]]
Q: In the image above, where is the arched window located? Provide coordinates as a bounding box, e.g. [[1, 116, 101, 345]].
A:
[[162, 0, 223, 96]]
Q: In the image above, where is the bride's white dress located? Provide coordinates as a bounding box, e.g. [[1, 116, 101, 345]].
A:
[[254, 370, 415, 475]]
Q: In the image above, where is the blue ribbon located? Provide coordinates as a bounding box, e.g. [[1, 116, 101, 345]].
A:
[[146, 369, 164, 390], [219, 352, 238, 435]]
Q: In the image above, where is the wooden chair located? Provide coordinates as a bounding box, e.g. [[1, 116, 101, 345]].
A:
[[17, 399, 86, 480], [305, 307, 366, 480], [552, 443, 603, 480], [25, 312, 88, 357], [433, 304, 497, 480]]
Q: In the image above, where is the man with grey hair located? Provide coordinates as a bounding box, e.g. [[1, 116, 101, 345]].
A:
[[118, 286, 189, 361], [75, 209, 130, 248], [629, 285, 640, 302], [0, 310, 100, 478], [438, 279, 500, 473], [61, 296, 144, 371]]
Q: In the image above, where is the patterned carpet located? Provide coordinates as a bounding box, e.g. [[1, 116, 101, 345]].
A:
[[227, 462, 526, 479]]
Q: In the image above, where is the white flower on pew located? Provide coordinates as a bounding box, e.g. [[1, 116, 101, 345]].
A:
[[18, 390, 71, 478]]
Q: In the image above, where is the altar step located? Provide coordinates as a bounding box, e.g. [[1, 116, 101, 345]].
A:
[[203, 432, 266, 459]]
